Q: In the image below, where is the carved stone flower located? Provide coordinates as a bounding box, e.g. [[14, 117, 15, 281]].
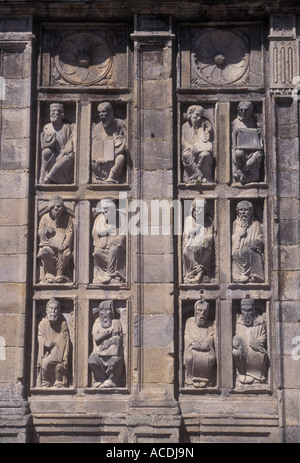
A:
[[192, 29, 249, 85], [55, 32, 112, 85]]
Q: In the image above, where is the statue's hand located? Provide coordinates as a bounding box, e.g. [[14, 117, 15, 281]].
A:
[[45, 340, 55, 349]]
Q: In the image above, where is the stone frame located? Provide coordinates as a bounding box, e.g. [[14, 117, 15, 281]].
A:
[[30, 297, 77, 392]]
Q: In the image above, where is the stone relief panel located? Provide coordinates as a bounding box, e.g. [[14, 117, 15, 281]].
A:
[[231, 200, 265, 284], [179, 24, 263, 89], [39, 25, 128, 88], [36, 197, 75, 285], [182, 298, 217, 389], [37, 101, 77, 185], [269, 14, 297, 93], [180, 104, 215, 185], [88, 299, 126, 389], [191, 28, 250, 87], [91, 198, 126, 285], [182, 198, 215, 284], [231, 101, 264, 184], [232, 296, 269, 389], [55, 32, 113, 86], [33, 298, 75, 389], [91, 102, 128, 184]]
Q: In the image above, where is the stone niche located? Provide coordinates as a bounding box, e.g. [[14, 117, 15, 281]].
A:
[[231, 298, 270, 391], [88, 299, 128, 390], [180, 298, 218, 391], [36, 101, 77, 186], [31, 298, 75, 390]]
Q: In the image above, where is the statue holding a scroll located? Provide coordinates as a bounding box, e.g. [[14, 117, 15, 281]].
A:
[[91, 102, 127, 183], [232, 101, 263, 184]]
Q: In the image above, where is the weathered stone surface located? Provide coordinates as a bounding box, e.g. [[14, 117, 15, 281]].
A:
[[0, 2, 299, 444]]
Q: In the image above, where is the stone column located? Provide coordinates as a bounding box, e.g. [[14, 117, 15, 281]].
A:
[[0, 17, 33, 442], [128, 14, 181, 442]]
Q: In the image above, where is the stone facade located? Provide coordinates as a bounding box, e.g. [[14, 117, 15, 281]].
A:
[[0, 0, 299, 443]]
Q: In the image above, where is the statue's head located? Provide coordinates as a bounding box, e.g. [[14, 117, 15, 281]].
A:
[[241, 295, 255, 327], [49, 103, 64, 124], [236, 200, 253, 225], [191, 198, 206, 220], [194, 299, 210, 327], [49, 196, 65, 219], [98, 300, 114, 329], [187, 105, 204, 128], [237, 101, 253, 122], [46, 298, 62, 324], [97, 102, 114, 128]]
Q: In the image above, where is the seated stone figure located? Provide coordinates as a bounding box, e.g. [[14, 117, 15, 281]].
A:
[[232, 296, 268, 386], [37, 196, 74, 284], [88, 300, 124, 388], [92, 198, 126, 285], [181, 105, 213, 184], [37, 298, 70, 388], [232, 200, 264, 283], [182, 198, 214, 284], [232, 101, 263, 184], [92, 102, 127, 183], [39, 103, 74, 184], [184, 299, 216, 388]]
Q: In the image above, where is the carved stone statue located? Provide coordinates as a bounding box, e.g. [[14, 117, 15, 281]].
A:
[[88, 300, 124, 388], [232, 200, 264, 283], [184, 299, 216, 388], [233, 296, 268, 386], [181, 105, 213, 184], [182, 198, 214, 284], [91, 102, 127, 183], [232, 101, 263, 184], [92, 198, 126, 285], [39, 103, 74, 184], [37, 196, 74, 284], [37, 298, 70, 388]]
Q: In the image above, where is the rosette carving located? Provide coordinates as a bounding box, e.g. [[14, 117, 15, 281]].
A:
[[55, 32, 113, 85], [192, 29, 249, 86]]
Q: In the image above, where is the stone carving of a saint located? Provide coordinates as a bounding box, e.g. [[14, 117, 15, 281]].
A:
[[184, 299, 216, 388], [92, 198, 126, 285], [37, 298, 70, 388], [88, 300, 125, 388], [39, 103, 74, 184], [182, 198, 214, 284], [232, 101, 263, 184], [181, 105, 213, 184], [232, 200, 264, 283], [37, 196, 74, 284], [91, 102, 127, 183], [232, 296, 268, 386]]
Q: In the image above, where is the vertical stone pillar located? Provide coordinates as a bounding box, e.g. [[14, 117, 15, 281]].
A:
[[128, 15, 181, 442], [270, 13, 300, 443], [0, 17, 33, 442]]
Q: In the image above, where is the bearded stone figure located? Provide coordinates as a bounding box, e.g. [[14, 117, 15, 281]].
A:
[[88, 300, 125, 388], [184, 299, 216, 388], [37, 196, 74, 284], [37, 298, 70, 388], [232, 296, 269, 386], [231, 200, 264, 283], [91, 102, 127, 183], [232, 101, 263, 184], [39, 103, 74, 184]]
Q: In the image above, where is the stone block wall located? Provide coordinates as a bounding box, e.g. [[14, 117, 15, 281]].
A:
[[0, 1, 299, 443]]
